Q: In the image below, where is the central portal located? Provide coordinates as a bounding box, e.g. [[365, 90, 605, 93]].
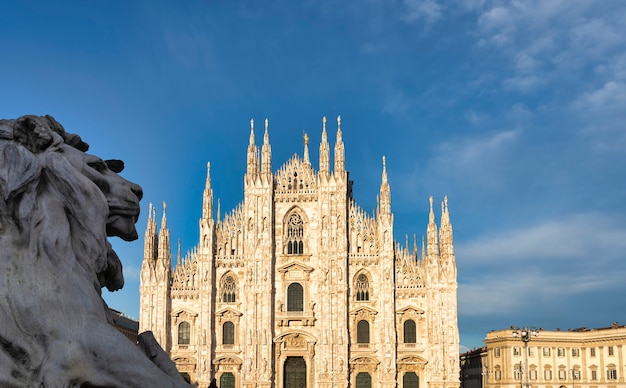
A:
[[284, 356, 306, 388]]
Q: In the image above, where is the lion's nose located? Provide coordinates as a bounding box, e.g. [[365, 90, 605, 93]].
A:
[[131, 183, 143, 201]]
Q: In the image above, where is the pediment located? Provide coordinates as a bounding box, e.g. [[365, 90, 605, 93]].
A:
[[277, 262, 314, 281], [172, 309, 198, 319], [216, 307, 243, 318], [214, 356, 243, 365], [396, 305, 425, 315], [350, 306, 378, 322], [349, 356, 380, 365]]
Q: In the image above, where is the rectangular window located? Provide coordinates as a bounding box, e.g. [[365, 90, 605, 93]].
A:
[[494, 347, 501, 357], [495, 370, 502, 381], [529, 370, 537, 380], [513, 347, 521, 356], [591, 370, 597, 380], [514, 369, 522, 380], [590, 347, 596, 357], [544, 370, 552, 380], [543, 347, 551, 357], [572, 348, 580, 357], [608, 346, 615, 356], [608, 369, 617, 380], [558, 370, 566, 380], [572, 369, 579, 380], [557, 347, 565, 357], [528, 347, 535, 357]]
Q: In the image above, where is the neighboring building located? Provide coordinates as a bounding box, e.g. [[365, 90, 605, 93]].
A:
[[475, 323, 626, 388], [460, 347, 488, 388], [109, 308, 139, 343], [139, 117, 460, 388]]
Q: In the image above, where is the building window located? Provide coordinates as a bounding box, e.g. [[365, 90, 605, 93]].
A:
[[356, 372, 372, 388], [513, 347, 521, 356], [494, 347, 501, 357], [608, 346, 614, 356], [221, 275, 237, 303], [572, 369, 580, 380], [572, 348, 580, 357], [178, 321, 190, 345], [543, 347, 551, 357], [222, 321, 234, 345], [355, 274, 370, 301], [590, 347, 596, 357], [287, 283, 304, 311], [591, 370, 597, 380], [287, 213, 304, 254], [514, 367, 522, 380], [544, 370, 552, 380], [529, 369, 537, 380], [403, 372, 419, 388], [357, 320, 370, 344], [495, 369, 502, 381], [404, 319, 417, 343], [528, 347, 535, 357], [607, 368, 617, 380], [558, 370, 566, 380], [557, 347, 565, 357], [220, 372, 235, 388]]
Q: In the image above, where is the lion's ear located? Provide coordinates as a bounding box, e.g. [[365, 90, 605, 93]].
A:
[[0, 142, 42, 201]]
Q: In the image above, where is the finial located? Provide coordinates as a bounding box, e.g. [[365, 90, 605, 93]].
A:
[[382, 155, 387, 170], [323, 116, 327, 131], [250, 119, 254, 131], [303, 131, 309, 146], [163, 201, 167, 214], [265, 118, 268, 132], [337, 115, 341, 130]]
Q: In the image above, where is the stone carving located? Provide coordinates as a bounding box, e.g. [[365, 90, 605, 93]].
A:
[[0, 115, 189, 387]]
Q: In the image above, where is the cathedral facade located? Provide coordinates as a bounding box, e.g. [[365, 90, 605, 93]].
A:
[[139, 117, 460, 388]]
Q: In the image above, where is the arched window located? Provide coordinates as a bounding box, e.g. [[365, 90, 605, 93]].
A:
[[287, 213, 304, 254], [355, 274, 370, 301], [222, 321, 234, 345], [178, 321, 190, 345], [287, 283, 304, 311], [404, 319, 417, 343], [356, 372, 372, 388], [220, 372, 235, 388], [221, 275, 237, 303], [357, 320, 370, 344], [404, 372, 419, 388]]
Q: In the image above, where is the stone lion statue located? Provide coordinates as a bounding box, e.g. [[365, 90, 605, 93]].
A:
[[0, 115, 189, 387]]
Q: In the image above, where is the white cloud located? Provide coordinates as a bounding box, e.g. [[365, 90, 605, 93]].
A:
[[573, 81, 626, 112], [402, 0, 444, 24], [458, 213, 626, 264]]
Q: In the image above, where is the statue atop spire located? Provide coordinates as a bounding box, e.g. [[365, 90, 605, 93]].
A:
[[261, 118, 272, 179], [319, 116, 330, 176], [303, 130, 310, 165], [334, 115, 345, 174]]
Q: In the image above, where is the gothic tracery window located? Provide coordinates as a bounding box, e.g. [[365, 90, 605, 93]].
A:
[[221, 275, 236, 303], [355, 274, 370, 301], [286, 213, 304, 254]]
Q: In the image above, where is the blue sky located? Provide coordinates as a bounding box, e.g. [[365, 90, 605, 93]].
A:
[[2, 0, 625, 352]]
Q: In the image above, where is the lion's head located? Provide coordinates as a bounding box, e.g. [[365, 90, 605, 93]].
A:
[[0, 114, 142, 292]]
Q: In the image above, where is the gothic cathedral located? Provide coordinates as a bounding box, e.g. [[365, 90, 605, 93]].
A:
[[139, 117, 459, 388]]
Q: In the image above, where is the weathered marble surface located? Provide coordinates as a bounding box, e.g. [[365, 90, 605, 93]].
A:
[[0, 115, 189, 387]]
